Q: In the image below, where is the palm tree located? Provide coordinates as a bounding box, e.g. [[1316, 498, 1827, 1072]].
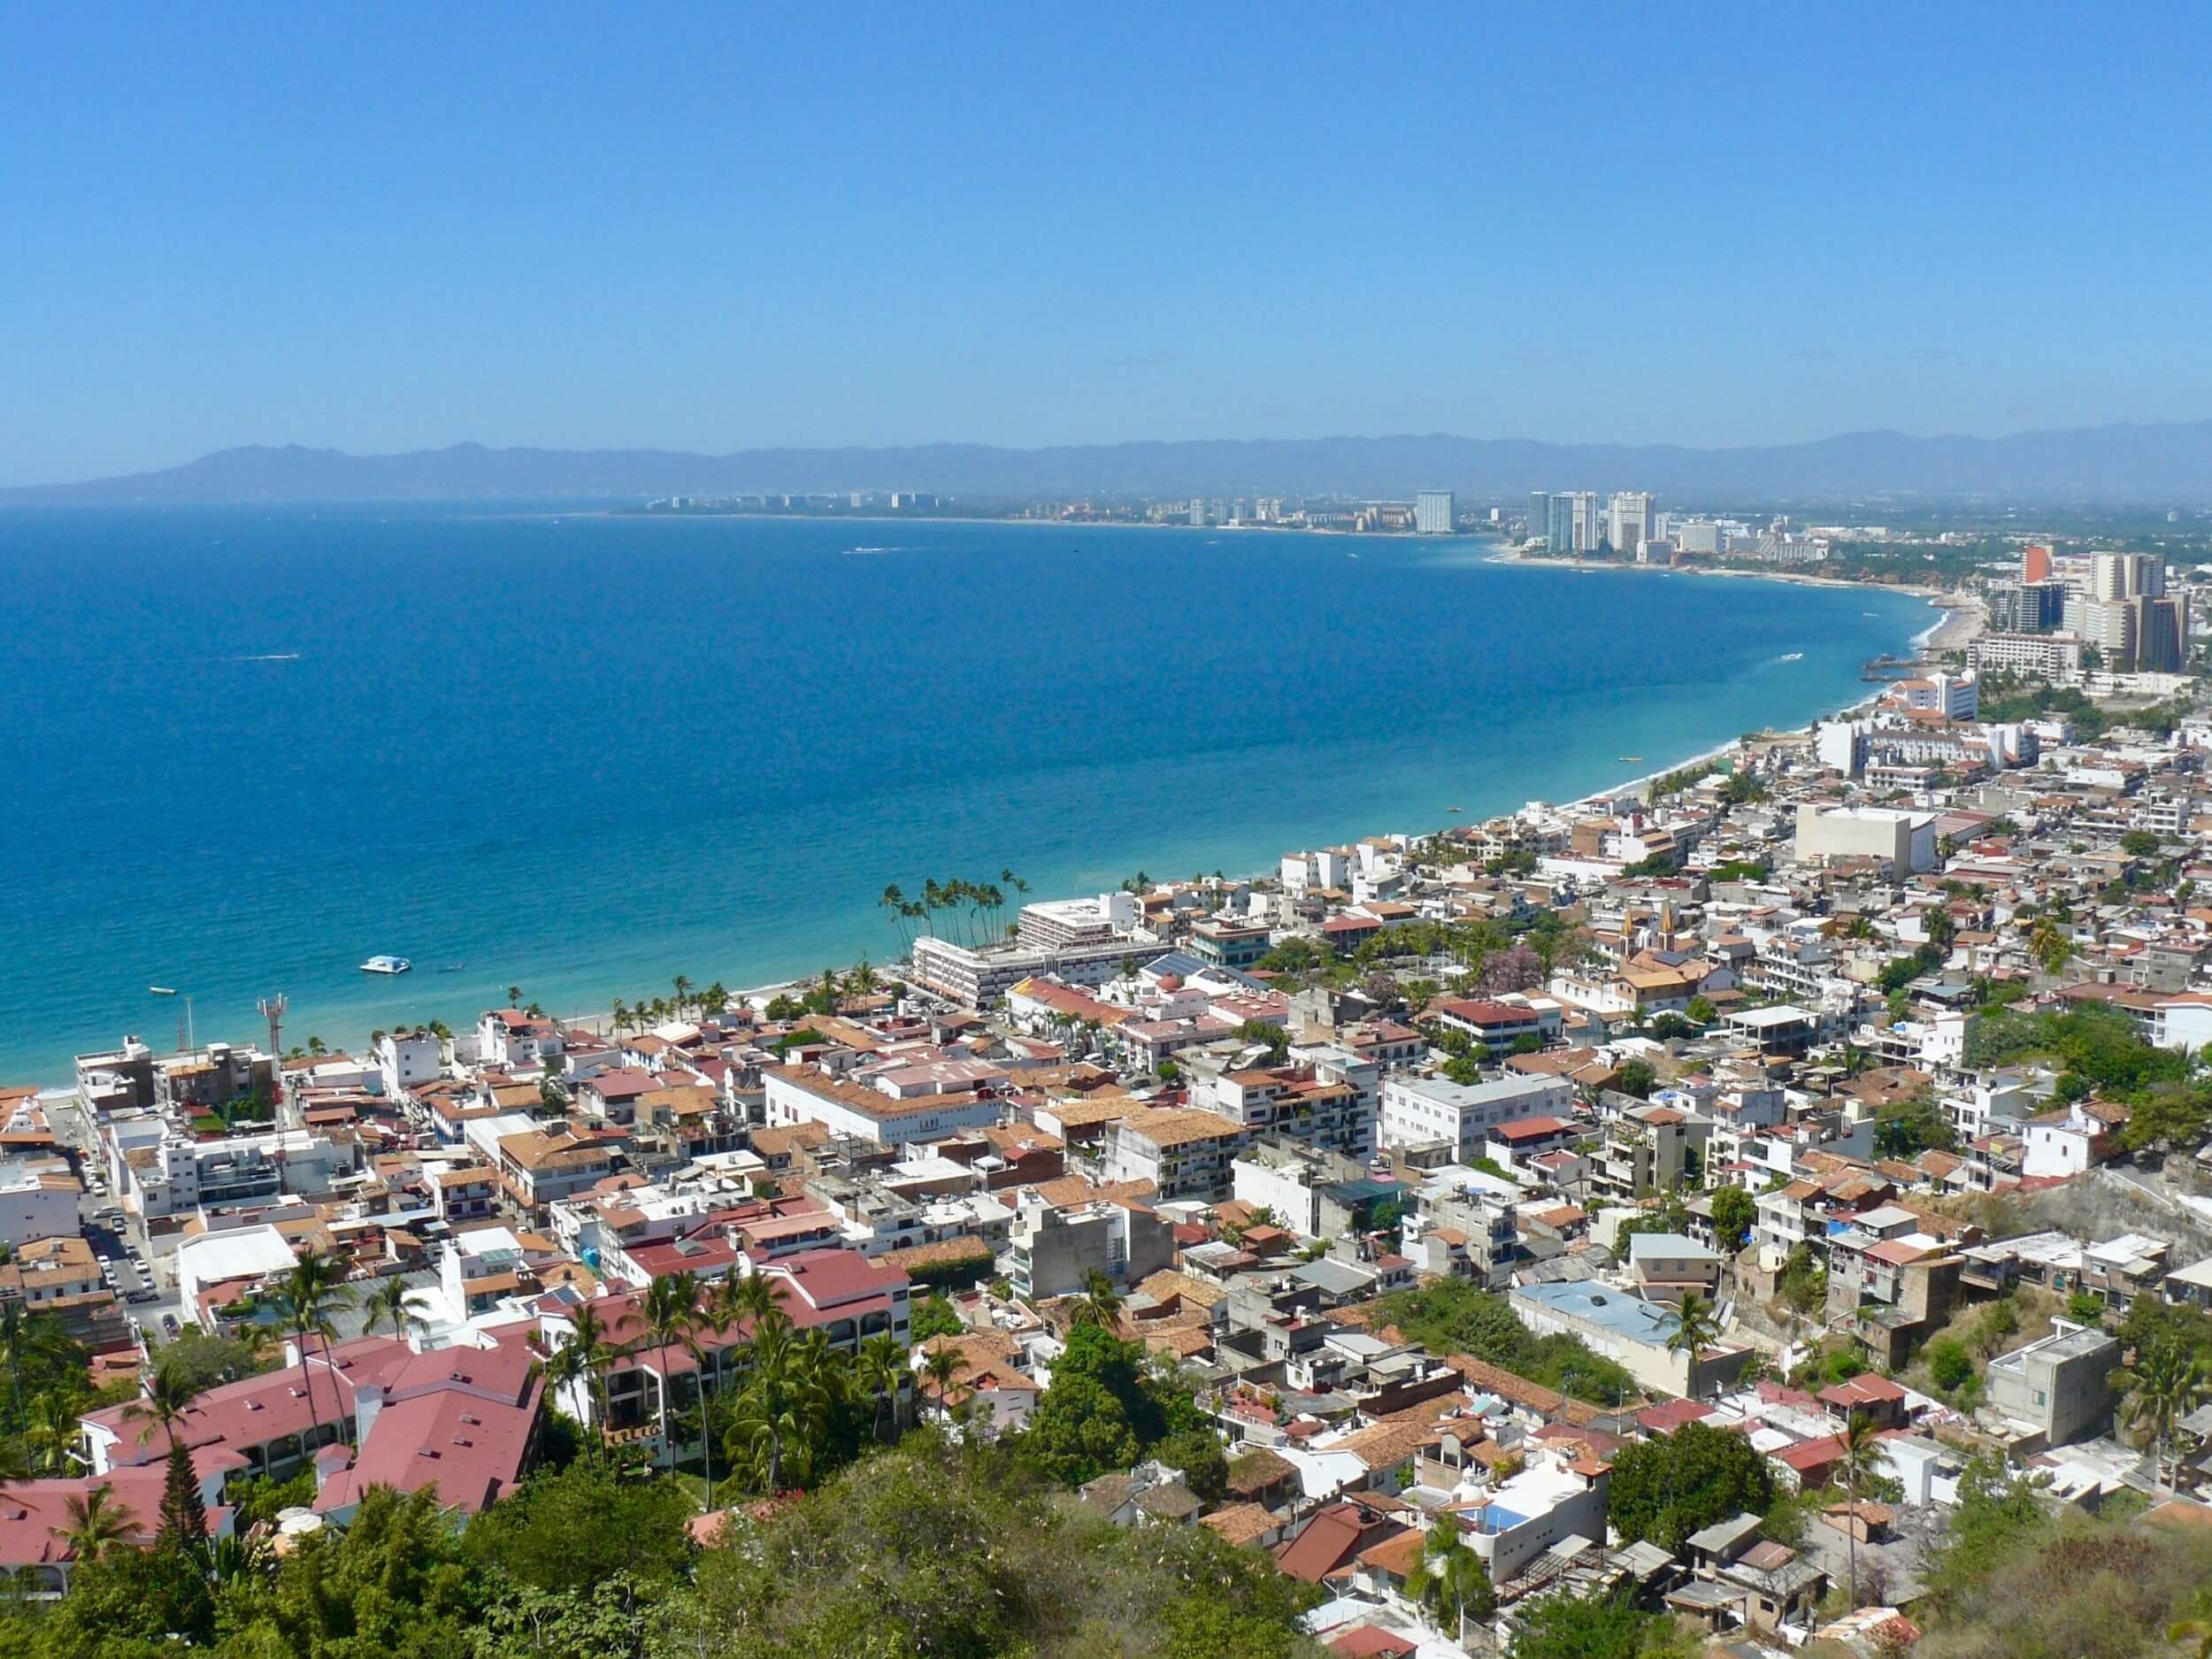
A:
[[277, 1248, 355, 1459], [541, 1300, 618, 1436], [56, 1486, 137, 1563], [881, 884, 910, 953], [506, 984, 523, 1009], [0, 1301, 73, 1433], [24, 1388, 82, 1475], [1069, 1270, 1123, 1332], [1404, 1528, 1495, 1640], [1833, 1408, 1884, 1610], [2126, 1339, 2209, 1498], [672, 976, 694, 1020], [918, 1343, 964, 1421], [719, 1269, 793, 1335], [611, 998, 631, 1035], [127, 1363, 206, 1548], [360, 1278, 432, 1344], [634, 1271, 701, 1472], [727, 1317, 824, 1494], [1665, 1289, 1723, 1401], [856, 1332, 908, 1442]]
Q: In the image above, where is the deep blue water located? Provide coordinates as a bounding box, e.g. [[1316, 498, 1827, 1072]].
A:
[[0, 508, 1928, 1080]]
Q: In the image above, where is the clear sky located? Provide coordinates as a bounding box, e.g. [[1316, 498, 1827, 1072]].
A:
[[4, 2, 2209, 484]]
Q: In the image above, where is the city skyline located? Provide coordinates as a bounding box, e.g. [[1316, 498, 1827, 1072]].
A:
[[5, 4, 2212, 485]]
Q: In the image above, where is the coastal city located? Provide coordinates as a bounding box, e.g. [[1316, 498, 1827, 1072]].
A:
[[5, 529, 2212, 1655]]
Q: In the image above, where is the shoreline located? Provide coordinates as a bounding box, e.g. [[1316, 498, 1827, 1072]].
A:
[[17, 548, 1940, 1090]]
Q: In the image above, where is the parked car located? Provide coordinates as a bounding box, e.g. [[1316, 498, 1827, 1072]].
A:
[[160, 1314, 180, 1336]]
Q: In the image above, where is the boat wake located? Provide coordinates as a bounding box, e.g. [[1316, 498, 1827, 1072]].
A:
[[228, 652, 302, 662]]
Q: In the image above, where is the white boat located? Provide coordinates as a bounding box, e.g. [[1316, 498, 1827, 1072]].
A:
[[359, 955, 412, 975]]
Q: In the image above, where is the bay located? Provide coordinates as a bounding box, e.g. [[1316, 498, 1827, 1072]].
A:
[[0, 507, 1927, 1080]]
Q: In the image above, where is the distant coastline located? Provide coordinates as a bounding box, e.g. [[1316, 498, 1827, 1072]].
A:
[[0, 512, 1927, 1085]]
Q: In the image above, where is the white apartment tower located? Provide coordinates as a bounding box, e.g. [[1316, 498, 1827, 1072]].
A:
[[1608, 491, 1654, 553]]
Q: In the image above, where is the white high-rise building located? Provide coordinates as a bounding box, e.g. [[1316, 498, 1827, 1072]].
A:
[[1608, 491, 1654, 552], [1415, 490, 1455, 534], [1570, 491, 1602, 553]]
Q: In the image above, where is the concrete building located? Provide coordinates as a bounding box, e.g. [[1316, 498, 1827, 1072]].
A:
[[0, 1159, 80, 1248], [909, 933, 1159, 1006], [375, 1028, 443, 1098], [1793, 804, 1938, 874], [1100, 1109, 1255, 1201], [1002, 1194, 1174, 1299], [1415, 491, 1455, 534], [1627, 1232, 1723, 1302], [1969, 633, 2085, 684], [1608, 491, 1654, 552], [1379, 1072, 1575, 1160], [1984, 1321, 2119, 1448], [1509, 1279, 1748, 1399], [764, 1064, 1004, 1148], [1570, 490, 1602, 553]]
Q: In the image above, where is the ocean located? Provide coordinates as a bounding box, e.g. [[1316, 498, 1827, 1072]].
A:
[[0, 507, 1928, 1081]]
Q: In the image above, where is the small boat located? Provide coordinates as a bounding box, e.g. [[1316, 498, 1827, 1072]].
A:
[[437, 962, 465, 973], [1779, 651, 1804, 662], [149, 986, 176, 996], [1618, 756, 1642, 763], [359, 955, 412, 975], [1448, 805, 1463, 813]]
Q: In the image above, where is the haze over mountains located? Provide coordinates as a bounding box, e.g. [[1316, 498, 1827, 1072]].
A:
[[9, 419, 2212, 505]]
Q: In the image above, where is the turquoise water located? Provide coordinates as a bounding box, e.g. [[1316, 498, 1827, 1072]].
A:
[[0, 508, 1927, 1080]]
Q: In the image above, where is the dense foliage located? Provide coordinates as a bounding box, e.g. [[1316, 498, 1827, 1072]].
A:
[[1017, 1325, 1208, 1486], [0, 1437, 1323, 1659], [1371, 1279, 1638, 1406], [1911, 1451, 2212, 1659], [1605, 1421, 1775, 1551]]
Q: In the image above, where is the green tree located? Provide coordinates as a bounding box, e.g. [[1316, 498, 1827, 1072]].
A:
[[1512, 1588, 1667, 1659], [276, 1247, 354, 1460], [1616, 1058, 1657, 1099], [1835, 1407, 1883, 1609], [1070, 1269, 1124, 1331], [125, 1362, 207, 1550], [1404, 1525, 1496, 1636], [57, 1483, 139, 1562], [2125, 1339, 2210, 1497], [1926, 1336, 1975, 1394], [634, 1270, 702, 1472], [910, 1292, 964, 1343], [462, 1456, 695, 1591], [1666, 1289, 1723, 1402], [1606, 1420, 1773, 1550], [1709, 1186, 1755, 1250], [360, 1276, 433, 1341], [1154, 1427, 1228, 1502]]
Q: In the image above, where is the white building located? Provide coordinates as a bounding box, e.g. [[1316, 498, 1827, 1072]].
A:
[[1378, 1073, 1574, 1160], [1608, 491, 1654, 552], [1415, 491, 1455, 534], [1793, 804, 1938, 873], [0, 1159, 79, 1248], [763, 1064, 1004, 1148], [375, 1028, 443, 1098]]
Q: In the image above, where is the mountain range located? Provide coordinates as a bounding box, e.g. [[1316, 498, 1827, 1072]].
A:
[[8, 420, 2212, 504]]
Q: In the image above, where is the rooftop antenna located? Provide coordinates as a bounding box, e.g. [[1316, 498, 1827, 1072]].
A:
[[258, 992, 287, 1060]]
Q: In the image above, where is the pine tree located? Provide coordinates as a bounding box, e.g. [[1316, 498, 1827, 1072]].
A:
[[159, 1434, 208, 1547]]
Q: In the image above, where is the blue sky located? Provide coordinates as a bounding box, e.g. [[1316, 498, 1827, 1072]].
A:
[[4, 2, 2209, 482]]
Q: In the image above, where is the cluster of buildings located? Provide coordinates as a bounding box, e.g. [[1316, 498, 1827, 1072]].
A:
[[1522, 493, 1837, 568], [8, 572, 2212, 1647], [1975, 544, 2193, 676]]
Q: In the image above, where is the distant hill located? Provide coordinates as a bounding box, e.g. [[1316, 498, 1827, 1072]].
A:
[[9, 422, 2212, 504]]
